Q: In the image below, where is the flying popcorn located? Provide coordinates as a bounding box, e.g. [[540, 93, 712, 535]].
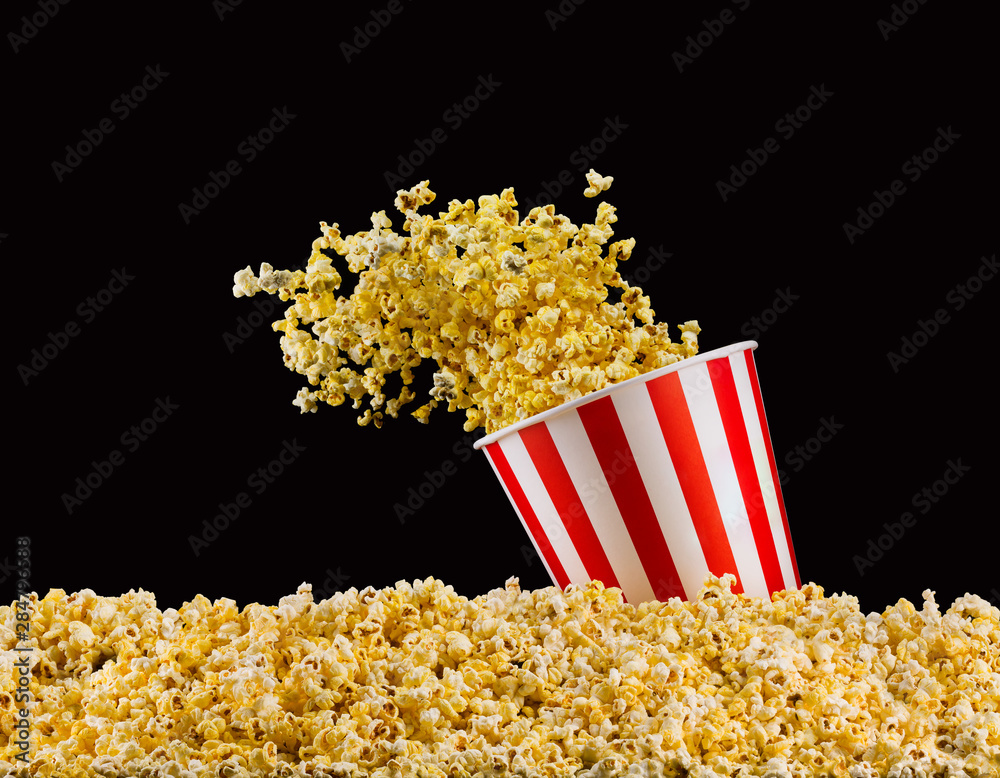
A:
[[232, 173, 700, 433], [3, 575, 999, 777]]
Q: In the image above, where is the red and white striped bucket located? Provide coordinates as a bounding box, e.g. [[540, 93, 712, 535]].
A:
[[475, 341, 800, 603]]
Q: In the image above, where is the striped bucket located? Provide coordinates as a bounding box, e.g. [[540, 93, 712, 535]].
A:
[[475, 341, 800, 603]]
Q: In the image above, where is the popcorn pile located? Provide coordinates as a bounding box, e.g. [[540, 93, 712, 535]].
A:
[[3, 576, 999, 777], [232, 172, 700, 433]]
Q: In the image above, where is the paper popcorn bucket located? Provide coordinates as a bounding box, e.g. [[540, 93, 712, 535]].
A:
[[474, 341, 800, 603]]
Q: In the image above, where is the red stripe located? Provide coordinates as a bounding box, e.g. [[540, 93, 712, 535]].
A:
[[576, 395, 682, 602], [645, 372, 743, 594], [485, 442, 570, 589], [518, 423, 621, 591], [744, 349, 800, 588], [707, 356, 785, 595]]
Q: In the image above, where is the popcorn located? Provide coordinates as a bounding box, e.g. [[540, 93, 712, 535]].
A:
[[583, 168, 614, 198], [4, 578, 999, 777], [233, 174, 699, 433]]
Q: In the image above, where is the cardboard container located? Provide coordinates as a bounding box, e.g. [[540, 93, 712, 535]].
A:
[[475, 341, 800, 602]]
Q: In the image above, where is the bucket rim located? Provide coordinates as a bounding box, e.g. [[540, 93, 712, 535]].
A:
[[473, 340, 759, 449]]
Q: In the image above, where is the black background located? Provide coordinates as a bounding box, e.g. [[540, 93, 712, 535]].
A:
[[4, 1, 997, 617]]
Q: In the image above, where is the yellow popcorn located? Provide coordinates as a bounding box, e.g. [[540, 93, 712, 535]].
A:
[[583, 168, 614, 198], [4, 577, 1000, 777], [233, 174, 699, 434]]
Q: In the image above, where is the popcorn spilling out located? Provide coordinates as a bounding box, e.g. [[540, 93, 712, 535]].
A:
[[3, 576, 999, 777], [232, 172, 700, 433]]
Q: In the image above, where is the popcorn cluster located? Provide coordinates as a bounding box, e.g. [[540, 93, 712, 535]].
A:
[[232, 173, 700, 433], [3, 577, 999, 777]]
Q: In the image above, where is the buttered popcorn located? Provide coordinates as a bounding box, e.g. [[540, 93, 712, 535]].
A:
[[232, 172, 700, 433], [3, 577, 999, 777]]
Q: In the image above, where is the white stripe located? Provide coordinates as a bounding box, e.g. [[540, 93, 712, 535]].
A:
[[545, 410, 655, 603], [495, 433, 590, 587], [679, 361, 769, 599], [483, 447, 562, 589], [611, 382, 709, 601], [730, 353, 797, 589]]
